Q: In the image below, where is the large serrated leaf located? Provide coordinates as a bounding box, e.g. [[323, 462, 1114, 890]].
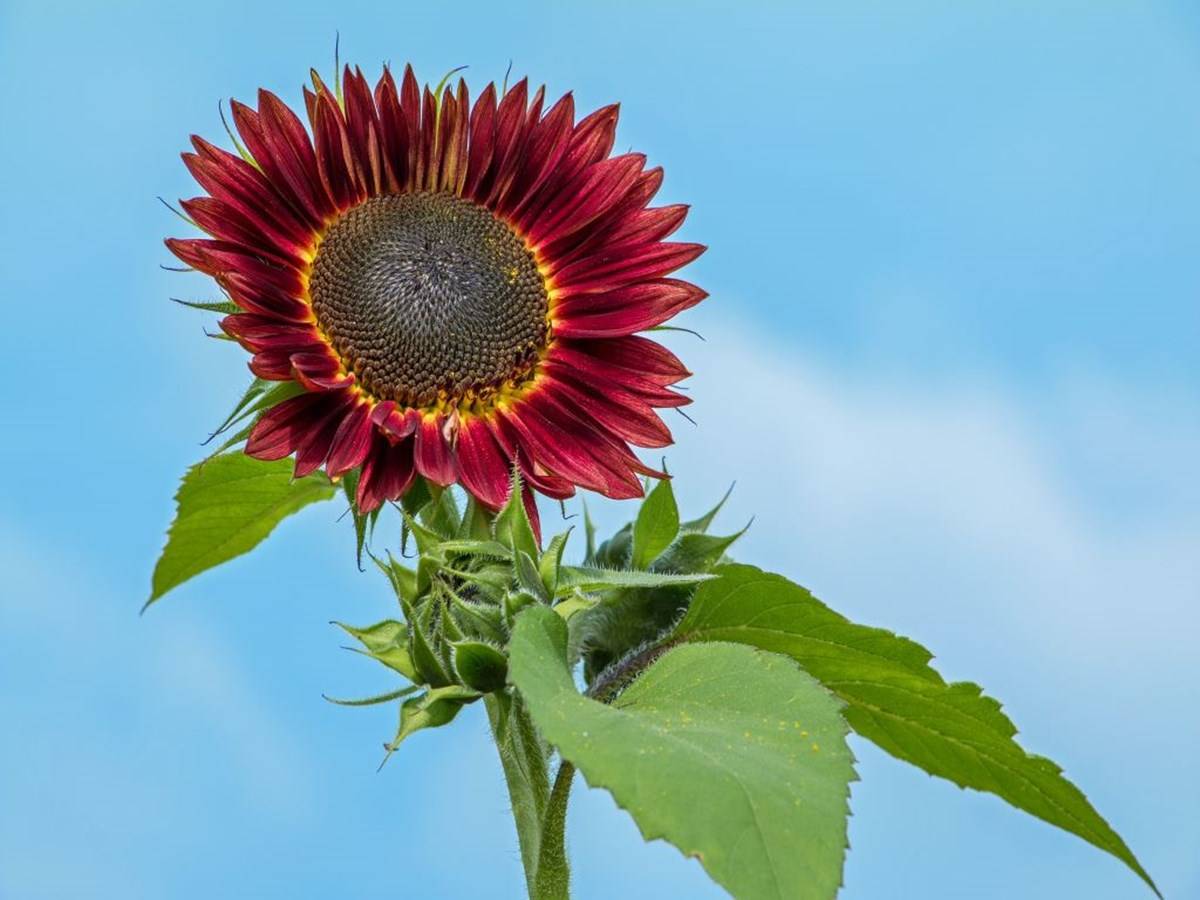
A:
[[147, 453, 335, 607], [673, 564, 1158, 896], [509, 606, 855, 900]]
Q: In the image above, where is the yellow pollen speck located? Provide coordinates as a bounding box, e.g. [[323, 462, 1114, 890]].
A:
[[811, 743, 820, 752]]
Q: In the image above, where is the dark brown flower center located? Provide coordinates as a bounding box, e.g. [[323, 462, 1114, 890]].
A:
[[308, 192, 549, 407]]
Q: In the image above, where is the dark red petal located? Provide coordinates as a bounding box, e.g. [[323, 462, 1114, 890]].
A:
[[553, 278, 706, 338], [325, 400, 375, 477], [500, 92, 574, 219], [463, 83, 497, 201], [482, 78, 530, 206], [454, 416, 511, 508], [248, 349, 295, 380], [342, 66, 386, 196], [311, 91, 363, 211], [498, 402, 611, 495], [246, 390, 351, 460], [221, 269, 311, 322], [291, 351, 354, 391], [219, 314, 321, 352], [294, 401, 348, 477], [560, 335, 690, 386], [186, 138, 313, 248], [373, 67, 410, 191], [551, 241, 706, 293], [357, 434, 416, 512], [371, 402, 421, 443], [537, 370, 672, 448], [179, 197, 307, 265], [525, 153, 645, 246], [414, 413, 456, 485]]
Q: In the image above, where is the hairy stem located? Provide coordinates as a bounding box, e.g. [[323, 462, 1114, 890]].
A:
[[485, 692, 558, 899], [533, 761, 575, 900]]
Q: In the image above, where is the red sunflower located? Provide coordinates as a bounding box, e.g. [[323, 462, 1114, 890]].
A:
[[167, 64, 705, 515]]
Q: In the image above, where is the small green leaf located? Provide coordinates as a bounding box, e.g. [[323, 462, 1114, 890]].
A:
[[631, 477, 679, 568], [147, 453, 335, 607], [453, 640, 509, 693], [674, 564, 1159, 896], [554, 565, 714, 597], [333, 619, 417, 680], [509, 607, 855, 900]]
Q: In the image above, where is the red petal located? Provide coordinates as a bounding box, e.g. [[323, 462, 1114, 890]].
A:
[[326, 400, 375, 477], [454, 416, 512, 508], [357, 434, 416, 512], [463, 83, 497, 201], [246, 390, 351, 460], [551, 242, 705, 293], [553, 278, 706, 338], [414, 413, 456, 485]]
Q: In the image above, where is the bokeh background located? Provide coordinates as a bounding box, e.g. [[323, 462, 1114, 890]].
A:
[[2, 2, 1197, 897]]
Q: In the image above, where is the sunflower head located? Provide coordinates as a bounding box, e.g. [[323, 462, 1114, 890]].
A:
[[168, 63, 705, 519]]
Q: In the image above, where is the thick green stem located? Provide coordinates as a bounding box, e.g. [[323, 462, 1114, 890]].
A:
[[486, 692, 571, 899], [533, 761, 574, 900]]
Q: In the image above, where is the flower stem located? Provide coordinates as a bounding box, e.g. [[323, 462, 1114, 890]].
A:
[[486, 692, 572, 899], [533, 761, 575, 900]]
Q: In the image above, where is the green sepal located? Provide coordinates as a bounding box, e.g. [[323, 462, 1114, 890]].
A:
[[554, 565, 714, 597], [436, 539, 513, 560], [515, 550, 550, 603], [679, 483, 734, 534], [494, 468, 539, 560], [448, 594, 506, 643], [371, 550, 418, 605], [171, 297, 240, 315], [323, 685, 420, 707], [421, 484, 461, 537], [382, 684, 480, 764], [539, 529, 572, 596], [453, 640, 509, 693], [650, 525, 748, 575], [631, 476, 679, 569], [409, 599, 452, 687], [458, 495, 494, 541], [333, 619, 418, 680], [593, 522, 632, 569], [582, 500, 598, 564]]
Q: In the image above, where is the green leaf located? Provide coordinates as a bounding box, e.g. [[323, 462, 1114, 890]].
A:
[[515, 550, 550, 603], [554, 565, 714, 597], [509, 607, 855, 900], [333, 619, 417, 680], [147, 453, 336, 608], [631, 477, 679, 568], [673, 564, 1159, 896], [435, 539, 513, 560]]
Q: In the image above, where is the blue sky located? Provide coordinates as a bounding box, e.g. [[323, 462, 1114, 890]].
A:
[[1, 2, 1197, 898]]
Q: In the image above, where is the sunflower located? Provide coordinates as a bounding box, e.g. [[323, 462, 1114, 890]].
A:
[[167, 64, 705, 516]]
